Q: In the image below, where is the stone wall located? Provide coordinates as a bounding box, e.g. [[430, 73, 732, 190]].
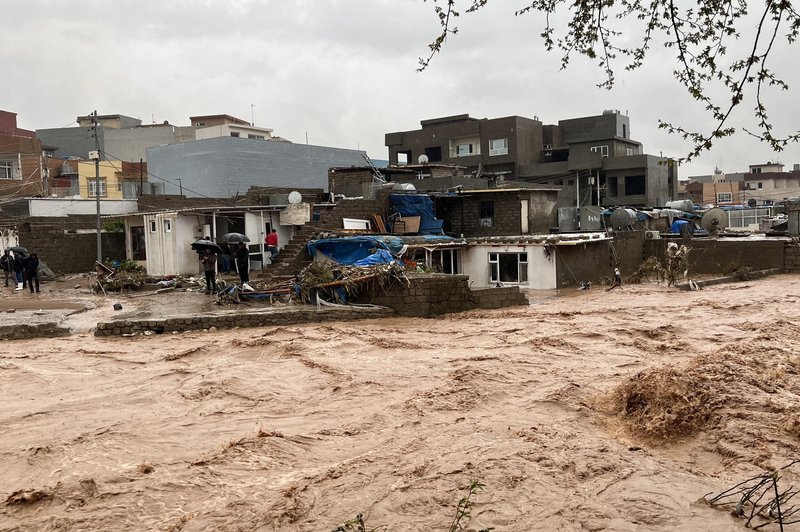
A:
[[357, 273, 528, 317], [96, 305, 392, 337], [785, 243, 800, 273]]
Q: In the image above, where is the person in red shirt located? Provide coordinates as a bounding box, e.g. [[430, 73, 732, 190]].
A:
[[265, 229, 279, 261]]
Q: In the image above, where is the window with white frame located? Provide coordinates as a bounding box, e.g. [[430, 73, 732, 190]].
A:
[[489, 252, 528, 284], [489, 138, 509, 156], [456, 143, 473, 156], [88, 178, 107, 197], [717, 192, 733, 203], [431, 248, 461, 274], [590, 145, 609, 157], [149, 220, 157, 232], [626, 147, 635, 156], [0, 160, 12, 179], [163, 219, 172, 232]]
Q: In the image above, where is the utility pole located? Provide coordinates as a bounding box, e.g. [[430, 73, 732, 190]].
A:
[[177, 178, 183, 196], [91, 110, 102, 264]]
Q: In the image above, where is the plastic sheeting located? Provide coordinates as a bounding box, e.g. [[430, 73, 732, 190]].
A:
[[389, 194, 444, 235], [307, 237, 390, 265], [353, 249, 395, 266]]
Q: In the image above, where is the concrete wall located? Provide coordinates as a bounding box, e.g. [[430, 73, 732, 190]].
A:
[[27, 198, 138, 217], [463, 244, 556, 289], [356, 273, 528, 317], [104, 125, 196, 162], [642, 237, 785, 274], [77, 160, 123, 199], [555, 240, 615, 287], [784, 243, 800, 273], [147, 137, 367, 197]]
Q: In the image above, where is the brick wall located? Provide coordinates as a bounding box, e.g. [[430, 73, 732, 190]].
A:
[[315, 197, 390, 230], [12, 215, 126, 273], [328, 168, 374, 197], [440, 194, 523, 237]]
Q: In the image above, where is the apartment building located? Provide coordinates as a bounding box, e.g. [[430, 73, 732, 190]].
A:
[[386, 111, 677, 208]]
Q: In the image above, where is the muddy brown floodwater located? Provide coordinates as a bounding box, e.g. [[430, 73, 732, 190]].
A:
[[1, 275, 799, 531]]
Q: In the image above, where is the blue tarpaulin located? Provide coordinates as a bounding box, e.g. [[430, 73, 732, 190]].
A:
[[353, 249, 395, 266], [389, 194, 444, 235], [307, 235, 462, 265]]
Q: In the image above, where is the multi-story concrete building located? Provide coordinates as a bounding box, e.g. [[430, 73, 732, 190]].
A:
[[687, 162, 800, 206], [386, 111, 677, 208]]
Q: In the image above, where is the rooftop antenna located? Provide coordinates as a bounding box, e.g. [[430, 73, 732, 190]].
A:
[[250, 103, 255, 126]]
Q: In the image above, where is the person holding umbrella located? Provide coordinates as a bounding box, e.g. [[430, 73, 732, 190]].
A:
[[199, 249, 218, 295], [235, 242, 249, 284], [23, 252, 40, 293], [11, 250, 25, 291]]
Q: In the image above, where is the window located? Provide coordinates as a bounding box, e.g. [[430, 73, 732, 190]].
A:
[[753, 168, 762, 174], [489, 138, 509, 156], [431, 248, 461, 274], [489, 252, 528, 284], [456, 143, 473, 156], [89, 178, 107, 197], [195, 122, 206, 127], [424, 146, 442, 162], [0, 161, 12, 179], [149, 220, 157, 232], [626, 147, 635, 156], [590, 145, 609, 157], [248, 134, 265, 140], [397, 151, 410, 165], [625, 175, 646, 195], [163, 219, 172, 232], [757, 182, 763, 189], [230, 132, 240, 137], [717, 192, 733, 203], [479, 201, 494, 228]]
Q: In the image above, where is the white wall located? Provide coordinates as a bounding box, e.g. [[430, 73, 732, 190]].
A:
[[463, 244, 558, 289], [28, 198, 138, 217]]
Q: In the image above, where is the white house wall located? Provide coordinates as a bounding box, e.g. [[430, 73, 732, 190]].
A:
[[463, 244, 557, 289], [175, 215, 200, 275]]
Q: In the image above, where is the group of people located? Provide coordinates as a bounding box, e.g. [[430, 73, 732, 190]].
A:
[[1, 249, 40, 293], [198, 238, 256, 295]]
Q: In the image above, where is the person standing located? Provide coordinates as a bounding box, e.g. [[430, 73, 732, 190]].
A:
[[0, 250, 10, 287], [607, 267, 622, 291], [235, 242, 249, 284], [12, 251, 25, 291], [23, 252, 40, 293], [265, 228, 279, 262], [199, 249, 218, 295], [219, 240, 232, 274]]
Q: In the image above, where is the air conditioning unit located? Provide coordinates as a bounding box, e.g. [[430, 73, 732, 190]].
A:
[[194, 226, 204, 237], [645, 230, 660, 240]]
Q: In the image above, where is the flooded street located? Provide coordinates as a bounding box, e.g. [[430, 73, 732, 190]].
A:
[[1, 275, 799, 530]]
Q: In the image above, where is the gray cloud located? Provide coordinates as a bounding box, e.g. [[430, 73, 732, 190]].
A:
[[3, 0, 799, 179]]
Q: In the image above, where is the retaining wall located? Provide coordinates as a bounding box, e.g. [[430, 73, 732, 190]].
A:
[[95, 305, 392, 337]]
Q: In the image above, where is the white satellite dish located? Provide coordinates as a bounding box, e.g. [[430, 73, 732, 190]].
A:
[[288, 191, 302, 204], [418, 154, 429, 165]]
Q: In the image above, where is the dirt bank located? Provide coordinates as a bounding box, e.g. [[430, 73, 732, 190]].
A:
[[1, 275, 799, 530]]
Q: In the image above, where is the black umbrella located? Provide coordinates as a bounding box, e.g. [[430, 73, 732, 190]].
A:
[[8, 246, 28, 256], [191, 239, 223, 253], [218, 232, 250, 243]]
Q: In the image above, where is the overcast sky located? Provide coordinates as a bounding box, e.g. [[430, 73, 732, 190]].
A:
[[3, 0, 800, 179]]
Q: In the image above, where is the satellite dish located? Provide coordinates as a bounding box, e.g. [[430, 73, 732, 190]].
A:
[[747, 198, 757, 208], [418, 154, 429, 165], [287, 191, 302, 204], [701, 207, 729, 233]]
